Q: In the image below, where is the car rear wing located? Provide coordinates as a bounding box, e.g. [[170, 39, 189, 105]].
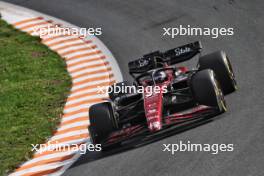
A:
[[164, 41, 202, 65], [128, 41, 202, 75]]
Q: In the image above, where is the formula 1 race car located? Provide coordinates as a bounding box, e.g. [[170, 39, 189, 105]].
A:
[[89, 41, 237, 150]]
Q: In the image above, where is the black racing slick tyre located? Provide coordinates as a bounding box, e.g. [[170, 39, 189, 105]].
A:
[[191, 69, 227, 113], [89, 102, 115, 144], [198, 51, 237, 95]]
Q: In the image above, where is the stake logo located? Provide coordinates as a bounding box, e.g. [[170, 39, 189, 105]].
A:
[[174, 47, 191, 56]]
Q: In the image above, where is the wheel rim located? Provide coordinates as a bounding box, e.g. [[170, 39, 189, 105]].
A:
[[210, 71, 227, 112], [224, 55, 238, 90], [218, 85, 227, 112]]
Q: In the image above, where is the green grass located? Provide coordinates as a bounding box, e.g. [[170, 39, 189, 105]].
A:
[[0, 19, 71, 175]]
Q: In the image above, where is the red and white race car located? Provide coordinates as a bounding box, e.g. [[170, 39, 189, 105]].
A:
[[88, 41, 237, 150]]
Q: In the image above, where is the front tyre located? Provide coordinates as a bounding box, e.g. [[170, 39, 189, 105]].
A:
[[191, 69, 227, 113], [198, 51, 237, 95], [89, 102, 115, 144]]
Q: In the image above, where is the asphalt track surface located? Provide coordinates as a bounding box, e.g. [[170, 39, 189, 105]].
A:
[[3, 0, 264, 176]]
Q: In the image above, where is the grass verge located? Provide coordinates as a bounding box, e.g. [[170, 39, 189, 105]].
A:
[[0, 19, 71, 175]]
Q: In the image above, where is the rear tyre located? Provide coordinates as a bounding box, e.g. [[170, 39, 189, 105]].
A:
[[191, 69, 227, 113], [198, 51, 237, 94], [89, 102, 115, 144]]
